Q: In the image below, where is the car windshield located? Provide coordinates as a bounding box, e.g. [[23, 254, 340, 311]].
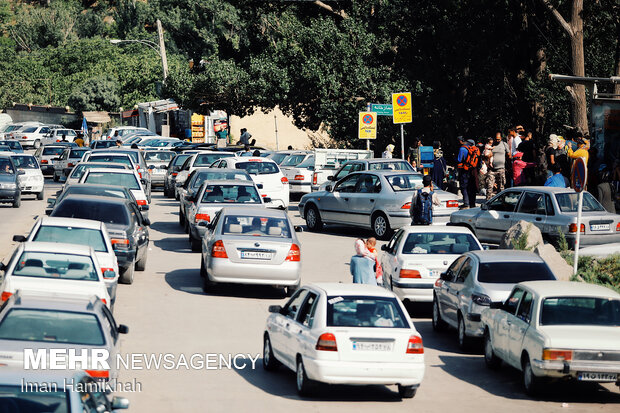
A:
[[52, 199, 130, 226], [281, 154, 307, 167], [269, 153, 289, 164], [0, 158, 14, 174], [386, 174, 423, 191], [402, 233, 481, 254], [0, 384, 69, 411], [221, 215, 291, 237], [11, 251, 98, 281], [69, 149, 89, 158], [477, 262, 555, 283], [297, 155, 315, 168], [555, 192, 605, 212], [33, 226, 107, 252], [369, 161, 414, 171], [5, 141, 22, 150], [42, 147, 65, 156], [192, 171, 250, 189], [235, 161, 279, 175], [201, 184, 261, 204], [70, 163, 126, 179], [0, 309, 104, 345], [10, 155, 38, 169], [145, 151, 175, 162], [89, 155, 133, 167], [194, 153, 234, 166], [540, 297, 620, 326], [327, 296, 408, 328], [84, 172, 140, 190]]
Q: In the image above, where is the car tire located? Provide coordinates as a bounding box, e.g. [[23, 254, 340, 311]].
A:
[[397, 385, 417, 399], [200, 258, 207, 278], [36, 191, 44, 200], [305, 205, 323, 231], [372, 212, 391, 240], [190, 235, 201, 252], [135, 251, 147, 271], [432, 297, 447, 331], [457, 314, 471, 350], [202, 275, 216, 293], [12, 195, 21, 208], [119, 264, 135, 285], [179, 210, 185, 226], [522, 356, 542, 397], [262, 335, 280, 371], [484, 330, 502, 369], [296, 358, 317, 397]]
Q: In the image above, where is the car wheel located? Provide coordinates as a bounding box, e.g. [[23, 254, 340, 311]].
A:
[[179, 210, 185, 226], [12, 195, 21, 208], [53, 172, 59, 182], [296, 358, 317, 397], [200, 258, 207, 278], [457, 314, 471, 350], [119, 264, 134, 285], [262, 335, 280, 371], [175, 191, 180, 201], [372, 212, 391, 240], [34, 140, 41, 149], [184, 219, 190, 234], [36, 190, 44, 200], [202, 275, 216, 293], [397, 385, 417, 399], [522, 356, 542, 397], [484, 330, 502, 369], [432, 297, 447, 331], [305, 205, 323, 231], [135, 250, 147, 271], [190, 235, 201, 252]]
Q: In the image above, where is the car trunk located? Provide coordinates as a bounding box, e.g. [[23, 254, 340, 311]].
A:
[[222, 236, 292, 266], [539, 326, 620, 353], [5, 277, 105, 300], [329, 327, 415, 362], [401, 254, 460, 278]]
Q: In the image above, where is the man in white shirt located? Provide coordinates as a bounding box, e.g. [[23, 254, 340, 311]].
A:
[[511, 125, 524, 155]]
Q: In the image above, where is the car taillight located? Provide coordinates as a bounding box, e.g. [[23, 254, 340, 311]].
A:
[[316, 333, 338, 351], [136, 199, 147, 206], [434, 278, 443, 287], [111, 238, 129, 250], [1, 292, 12, 302], [401, 202, 411, 209], [281, 177, 288, 184], [312, 172, 318, 185], [406, 335, 424, 354], [568, 223, 585, 233], [616, 222, 620, 232], [101, 268, 115, 278], [212, 240, 228, 258], [22, 136, 28, 140], [285, 244, 301, 262], [85, 370, 109, 379], [542, 349, 572, 361], [471, 293, 492, 306], [41, 160, 48, 164], [195, 213, 210, 223], [172, 172, 178, 176], [400, 269, 421, 278], [67, 162, 74, 167], [294, 175, 305, 181], [101, 299, 107, 305], [446, 200, 459, 208]]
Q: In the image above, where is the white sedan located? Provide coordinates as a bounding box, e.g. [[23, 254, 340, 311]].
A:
[[481, 281, 620, 396], [381, 226, 483, 303], [263, 283, 425, 398]]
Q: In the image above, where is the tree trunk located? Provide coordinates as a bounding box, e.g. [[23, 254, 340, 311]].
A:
[[570, 0, 588, 134]]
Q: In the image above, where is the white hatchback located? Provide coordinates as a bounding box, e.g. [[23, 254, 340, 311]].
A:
[[79, 168, 149, 218], [211, 157, 290, 209], [263, 283, 425, 398]]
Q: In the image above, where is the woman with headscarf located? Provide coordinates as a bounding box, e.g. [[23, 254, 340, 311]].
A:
[[382, 144, 395, 159], [350, 239, 376, 285], [545, 134, 559, 178], [431, 141, 447, 190]]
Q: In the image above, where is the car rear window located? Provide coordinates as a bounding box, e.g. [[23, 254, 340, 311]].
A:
[[10, 155, 38, 169], [70, 163, 125, 179], [89, 155, 133, 167], [61, 186, 128, 201], [386, 174, 423, 191], [52, 199, 130, 226], [540, 297, 620, 326], [269, 153, 289, 164], [402, 232, 480, 254], [369, 161, 414, 171], [83, 172, 140, 190], [11, 251, 98, 282], [326, 296, 408, 328], [555, 192, 605, 212], [281, 154, 307, 167], [192, 171, 250, 189], [42, 147, 65, 156], [69, 149, 89, 158], [5, 141, 22, 150], [145, 151, 175, 162], [194, 153, 234, 166], [235, 161, 279, 175], [92, 140, 117, 148], [201, 184, 261, 204], [0, 309, 104, 345], [221, 215, 291, 237], [477, 262, 555, 283], [21, 127, 38, 133], [33, 226, 107, 252], [172, 154, 191, 167], [0, 384, 69, 412]]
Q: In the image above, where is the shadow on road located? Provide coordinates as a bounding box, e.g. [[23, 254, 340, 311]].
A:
[[153, 237, 191, 253], [150, 220, 185, 235]]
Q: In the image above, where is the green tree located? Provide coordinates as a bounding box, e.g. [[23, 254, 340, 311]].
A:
[[68, 75, 121, 111]]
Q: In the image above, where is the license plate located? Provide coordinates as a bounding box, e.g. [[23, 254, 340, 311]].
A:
[[578, 372, 617, 382], [427, 269, 440, 278], [240, 251, 273, 260], [590, 224, 610, 231], [351, 341, 393, 351]]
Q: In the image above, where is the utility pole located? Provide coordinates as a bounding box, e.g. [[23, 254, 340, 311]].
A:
[[157, 19, 169, 82], [274, 114, 279, 151]]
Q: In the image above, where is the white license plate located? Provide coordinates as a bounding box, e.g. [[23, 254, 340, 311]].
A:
[[351, 341, 393, 351], [590, 224, 610, 231], [578, 372, 617, 382], [240, 251, 273, 260]]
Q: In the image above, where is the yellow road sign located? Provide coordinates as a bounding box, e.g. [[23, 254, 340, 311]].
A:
[[358, 112, 377, 139], [392, 92, 412, 124]]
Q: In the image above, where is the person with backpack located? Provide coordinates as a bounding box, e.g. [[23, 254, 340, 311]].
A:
[[410, 175, 441, 225], [456, 136, 479, 209]]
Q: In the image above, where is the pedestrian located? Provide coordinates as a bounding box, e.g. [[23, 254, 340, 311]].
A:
[[431, 141, 447, 190], [479, 151, 494, 200], [410, 160, 418, 172], [238, 128, 252, 146], [243, 144, 251, 153], [544, 163, 567, 188], [252, 149, 261, 157], [567, 133, 589, 163], [597, 170, 616, 213], [382, 144, 395, 159], [555, 136, 570, 178], [115, 139, 122, 147], [545, 134, 559, 176], [112, 130, 119, 141], [512, 152, 536, 186], [410, 175, 441, 224], [350, 239, 376, 285], [131, 143, 139, 149], [518, 131, 536, 184], [512, 125, 525, 156], [287, 145, 293, 150], [74, 134, 85, 148], [60, 134, 67, 142], [456, 136, 479, 209], [490, 132, 510, 197], [215, 125, 227, 141], [364, 238, 383, 285]]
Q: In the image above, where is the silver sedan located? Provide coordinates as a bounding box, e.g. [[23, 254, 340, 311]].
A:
[[200, 206, 302, 296]]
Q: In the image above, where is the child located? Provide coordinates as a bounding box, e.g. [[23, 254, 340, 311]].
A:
[[365, 238, 383, 285], [512, 152, 536, 186]]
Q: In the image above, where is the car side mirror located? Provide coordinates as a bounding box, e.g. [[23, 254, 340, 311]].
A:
[[327, 176, 335, 181], [262, 197, 272, 203], [117, 324, 129, 334], [143, 218, 151, 226], [140, 179, 147, 185], [268, 305, 283, 314], [256, 183, 264, 189], [112, 397, 130, 410], [482, 244, 491, 250], [12, 235, 26, 242], [440, 272, 451, 281], [325, 185, 333, 192], [489, 301, 504, 310], [480, 203, 489, 211], [294, 225, 303, 232], [381, 244, 388, 251]]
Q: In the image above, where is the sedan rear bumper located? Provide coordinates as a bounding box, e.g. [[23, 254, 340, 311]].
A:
[[207, 258, 300, 286], [114, 249, 137, 270], [566, 233, 620, 247], [304, 357, 425, 386], [289, 182, 311, 194], [392, 282, 435, 302]]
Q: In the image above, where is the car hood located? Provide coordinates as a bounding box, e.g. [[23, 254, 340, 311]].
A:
[[0, 174, 16, 183], [539, 325, 620, 351]]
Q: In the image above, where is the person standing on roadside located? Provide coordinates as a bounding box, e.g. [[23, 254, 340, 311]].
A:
[[74, 134, 85, 147], [410, 175, 441, 224], [491, 132, 510, 197], [238, 128, 252, 146], [350, 239, 376, 285], [544, 163, 568, 188], [512, 125, 525, 156], [431, 141, 447, 190], [382, 144, 395, 159], [456, 136, 478, 209], [518, 131, 536, 184]]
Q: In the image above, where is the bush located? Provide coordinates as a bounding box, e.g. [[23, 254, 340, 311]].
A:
[[562, 252, 620, 293]]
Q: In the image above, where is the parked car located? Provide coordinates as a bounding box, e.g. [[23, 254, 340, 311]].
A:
[[200, 206, 301, 295], [79, 169, 149, 219], [211, 157, 290, 210], [432, 250, 556, 349], [481, 281, 620, 396], [0, 154, 22, 207], [90, 139, 119, 149], [64, 161, 131, 187], [174, 151, 237, 196], [144, 150, 176, 188], [381, 226, 483, 303], [34, 144, 67, 176], [2, 140, 24, 153], [10, 154, 44, 200], [449, 186, 620, 247], [281, 154, 316, 195], [50, 195, 150, 285], [0, 292, 129, 382], [46, 183, 139, 216], [263, 283, 425, 397], [53, 147, 91, 181], [19, 216, 121, 303], [299, 171, 459, 240], [186, 180, 266, 251], [313, 156, 404, 191], [0, 241, 111, 307], [43, 128, 78, 145], [9, 124, 51, 148], [163, 153, 193, 198]]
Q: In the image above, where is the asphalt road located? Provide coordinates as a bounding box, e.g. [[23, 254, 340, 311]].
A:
[[1, 178, 619, 412]]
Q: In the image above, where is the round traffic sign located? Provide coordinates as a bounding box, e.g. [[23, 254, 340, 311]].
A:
[[362, 114, 374, 124], [571, 157, 587, 193], [396, 95, 408, 107]]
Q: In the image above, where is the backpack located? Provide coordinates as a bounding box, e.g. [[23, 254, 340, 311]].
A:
[[463, 145, 480, 170], [413, 189, 433, 225]]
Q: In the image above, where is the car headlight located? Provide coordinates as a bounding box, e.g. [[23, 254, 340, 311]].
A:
[[0, 183, 17, 189]]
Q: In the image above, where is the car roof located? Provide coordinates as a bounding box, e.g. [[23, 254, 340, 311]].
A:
[[89, 151, 132, 157], [348, 170, 419, 176], [41, 145, 66, 149], [505, 186, 583, 195], [220, 206, 287, 218], [400, 225, 476, 235], [366, 158, 409, 163], [519, 280, 620, 298], [229, 157, 276, 163], [76, 162, 128, 168], [467, 249, 544, 263], [61, 194, 131, 206], [201, 179, 256, 186], [85, 168, 136, 175], [309, 282, 396, 297], [64, 183, 130, 193], [38, 216, 104, 230], [194, 168, 246, 174], [21, 241, 94, 255]]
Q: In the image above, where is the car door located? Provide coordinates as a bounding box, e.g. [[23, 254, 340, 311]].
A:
[[128, 203, 149, 259], [447, 257, 475, 324], [292, 291, 320, 362], [475, 190, 523, 243], [494, 288, 525, 362], [348, 173, 382, 226], [270, 290, 308, 367], [436, 256, 467, 326], [319, 174, 360, 223], [381, 229, 406, 288], [507, 290, 533, 367], [511, 191, 548, 232]]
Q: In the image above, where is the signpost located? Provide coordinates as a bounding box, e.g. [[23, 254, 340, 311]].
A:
[[570, 157, 587, 275], [358, 111, 377, 142], [370, 104, 393, 116], [392, 92, 412, 159]]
